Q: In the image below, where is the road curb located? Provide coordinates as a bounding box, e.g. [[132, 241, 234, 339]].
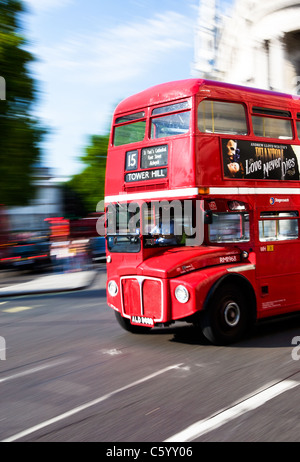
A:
[[0, 269, 102, 298]]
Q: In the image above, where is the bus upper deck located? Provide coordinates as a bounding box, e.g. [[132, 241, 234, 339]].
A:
[[105, 79, 300, 204]]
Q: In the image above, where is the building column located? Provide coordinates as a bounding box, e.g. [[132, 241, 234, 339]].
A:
[[268, 35, 285, 91], [252, 38, 269, 89]]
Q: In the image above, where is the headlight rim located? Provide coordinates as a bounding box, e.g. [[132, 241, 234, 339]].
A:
[[175, 284, 190, 304], [108, 280, 118, 297]]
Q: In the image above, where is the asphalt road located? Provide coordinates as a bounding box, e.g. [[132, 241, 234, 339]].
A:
[[0, 268, 300, 444]]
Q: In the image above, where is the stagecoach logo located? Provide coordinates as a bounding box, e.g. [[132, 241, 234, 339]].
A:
[[270, 197, 289, 205], [222, 139, 300, 181]]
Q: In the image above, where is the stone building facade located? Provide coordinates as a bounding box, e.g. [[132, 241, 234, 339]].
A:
[[193, 0, 300, 94]]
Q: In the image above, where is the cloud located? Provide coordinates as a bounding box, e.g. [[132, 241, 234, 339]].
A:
[[37, 10, 195, 85], [28, 6, 197, 176]]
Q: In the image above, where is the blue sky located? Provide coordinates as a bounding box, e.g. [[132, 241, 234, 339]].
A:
[[22, 0, 231, 178]]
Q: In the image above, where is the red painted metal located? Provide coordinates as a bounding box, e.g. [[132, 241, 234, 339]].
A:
[[105, 79, 300, 335]]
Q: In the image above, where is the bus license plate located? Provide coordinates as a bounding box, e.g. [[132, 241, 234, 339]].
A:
[[131, 315, 154, 327]]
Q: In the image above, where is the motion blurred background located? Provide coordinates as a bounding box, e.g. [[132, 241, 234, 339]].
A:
[[0, 0, 299, 274]]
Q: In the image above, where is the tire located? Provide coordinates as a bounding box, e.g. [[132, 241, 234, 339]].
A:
[[200, 283, 250, 345], [114, 311, 151, 334]]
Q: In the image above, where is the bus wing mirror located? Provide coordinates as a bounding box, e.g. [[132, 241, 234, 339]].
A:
[[204, 210, 213, 225]]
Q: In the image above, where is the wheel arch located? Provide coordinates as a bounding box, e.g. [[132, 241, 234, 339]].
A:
[[203, 273, 257, 323]]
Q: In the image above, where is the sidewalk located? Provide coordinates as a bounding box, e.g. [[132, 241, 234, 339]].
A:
[[0, 269, 100, 297]]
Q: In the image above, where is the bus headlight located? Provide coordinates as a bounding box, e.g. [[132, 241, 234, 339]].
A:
[[108, 280, 118, 297], [175, 285, 189, 303]]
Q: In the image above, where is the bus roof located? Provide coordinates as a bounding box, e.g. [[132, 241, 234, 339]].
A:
[[114, 79, 300, 115]]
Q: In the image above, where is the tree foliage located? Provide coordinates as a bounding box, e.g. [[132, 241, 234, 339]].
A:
[[0, 0, 45, 206], [67, 134, 108, 215]]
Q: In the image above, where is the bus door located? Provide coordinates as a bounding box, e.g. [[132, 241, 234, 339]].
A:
[[256, 209, 300, 313]]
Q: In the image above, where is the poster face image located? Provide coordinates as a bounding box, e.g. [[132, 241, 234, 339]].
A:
[[222, 138, 300, 180]]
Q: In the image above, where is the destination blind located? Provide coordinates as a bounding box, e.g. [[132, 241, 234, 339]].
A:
[[141, 145, 168, 168], [125, 144, 168, 182], [125, 168, 167, 182]]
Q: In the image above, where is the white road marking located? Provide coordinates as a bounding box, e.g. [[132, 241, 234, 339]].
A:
[[2, 304, 44, 313], [101, 348, 123, 356], [0, 358, 73, 384], [2, 363, 183, 442], [3, 306, 33, 313], [165, 379, 299, 442]]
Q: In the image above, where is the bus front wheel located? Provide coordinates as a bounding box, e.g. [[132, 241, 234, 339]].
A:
[[200, 284, 250, 345]]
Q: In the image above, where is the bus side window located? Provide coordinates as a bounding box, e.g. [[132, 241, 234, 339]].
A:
[[259, 211, 299, 241], [252, 116, 293, 139], [198, 100, 248, 135], [296, 120, 300, 139]]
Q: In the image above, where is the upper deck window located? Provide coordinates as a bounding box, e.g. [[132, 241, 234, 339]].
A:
[[198, 100, 248, 135], [296, 113, 300, 139], [251, 107, 293, 139], [252, 107, 291, 118], [115, 111, 145, 124], [297, 121, 300, 139], [114, 111, 146, 146], [152, 101, 190, 115], [252, 117, 293, 139], [150, 102, 191, 139]]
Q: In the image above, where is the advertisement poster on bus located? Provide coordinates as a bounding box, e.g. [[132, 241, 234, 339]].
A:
[[222, 138, 300, 180]]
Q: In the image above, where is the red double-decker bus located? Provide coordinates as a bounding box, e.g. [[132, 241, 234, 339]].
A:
[[104, 78, 300, 345]]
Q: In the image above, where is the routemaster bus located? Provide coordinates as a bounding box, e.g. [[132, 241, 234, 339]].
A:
[[104, 78, 300, 345]]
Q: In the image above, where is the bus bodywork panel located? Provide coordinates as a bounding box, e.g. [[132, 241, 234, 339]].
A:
[[106, 245, 250, 325], [105, 136, 196, 198], [169, 263, 256, 321], [107, 260, 256, 326], [114, 79, 202, 115], [137, 245, 241, 278]]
